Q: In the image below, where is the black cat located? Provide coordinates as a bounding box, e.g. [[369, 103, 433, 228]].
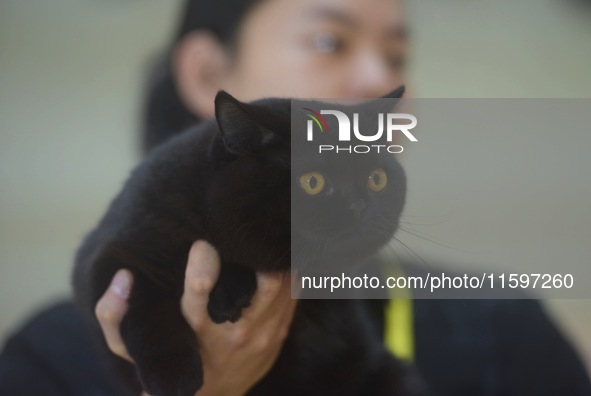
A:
[[73, 86, 427, 396]]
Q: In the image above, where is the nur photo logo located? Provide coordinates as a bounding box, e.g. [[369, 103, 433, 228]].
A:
[[303, 107, 418, 154]]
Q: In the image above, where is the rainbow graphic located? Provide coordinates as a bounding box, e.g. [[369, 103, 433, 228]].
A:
[[304, 108, 329, 132]]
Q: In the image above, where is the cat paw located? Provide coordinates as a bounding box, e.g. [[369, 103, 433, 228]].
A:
[[207, 263, 257, 324], [207, 287, 252, 323]]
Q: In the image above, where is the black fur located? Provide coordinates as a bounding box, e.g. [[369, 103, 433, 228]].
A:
[[73, 87, 427, 396]]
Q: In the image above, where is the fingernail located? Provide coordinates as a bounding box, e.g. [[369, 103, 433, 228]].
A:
[[111, 270, 131, 299], [195, 240, 218, 257]]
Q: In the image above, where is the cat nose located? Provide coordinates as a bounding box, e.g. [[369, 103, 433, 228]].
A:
[[349, 199, 367, 219]]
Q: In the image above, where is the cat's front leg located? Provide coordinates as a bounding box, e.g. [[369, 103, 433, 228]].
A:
[[207, 262, 257, 323]]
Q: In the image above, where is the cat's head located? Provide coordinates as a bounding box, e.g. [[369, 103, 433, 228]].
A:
[[208, 88, 406, 273]]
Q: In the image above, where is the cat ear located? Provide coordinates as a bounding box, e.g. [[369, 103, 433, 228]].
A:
[[214, 91, 275, 155]]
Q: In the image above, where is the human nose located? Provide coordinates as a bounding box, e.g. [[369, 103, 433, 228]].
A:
[[346, 48, 400, 98]]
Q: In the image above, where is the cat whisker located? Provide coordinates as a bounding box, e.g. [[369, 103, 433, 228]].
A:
[[363, 217, 431, 269], [397, 226, 478, 254], [388, 236, 433, 270], [399, 209, 454, 222], [270, 245, 292, 272]]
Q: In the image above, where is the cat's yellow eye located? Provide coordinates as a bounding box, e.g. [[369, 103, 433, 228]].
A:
[[368, 168, 388, 192], [299, 172, 326, 196]]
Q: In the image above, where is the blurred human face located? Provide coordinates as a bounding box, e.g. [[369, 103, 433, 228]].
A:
[[224, 0, 407, 101]]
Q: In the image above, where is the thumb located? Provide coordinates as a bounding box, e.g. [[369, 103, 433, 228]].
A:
[[95, 269, 134, 361]]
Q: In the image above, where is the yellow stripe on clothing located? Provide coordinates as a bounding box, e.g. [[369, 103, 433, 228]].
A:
[[382, 260, 415, 362], [384, 295, 415, 361]]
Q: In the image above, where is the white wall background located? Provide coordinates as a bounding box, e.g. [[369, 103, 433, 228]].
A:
[[1, 0, 590, 370]]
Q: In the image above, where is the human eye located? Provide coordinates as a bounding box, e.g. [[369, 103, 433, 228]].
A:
[[311, 31, 346, 54]]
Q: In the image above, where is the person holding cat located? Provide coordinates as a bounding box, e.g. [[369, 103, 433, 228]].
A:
[[0, 0, 590, 395]]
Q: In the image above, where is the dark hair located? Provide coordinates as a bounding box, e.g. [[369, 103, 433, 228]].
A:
[[141, 0, 261, 154]]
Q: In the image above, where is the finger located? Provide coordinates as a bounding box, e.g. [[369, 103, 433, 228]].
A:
[[289, 272, 303, 299], [240, 272, 284, 322], [277, 285, 298, 336], [95, 269, 133, 361], [270, 304, 296, 347], [267, 274, 298, 331], [182, 240, 221, 330]]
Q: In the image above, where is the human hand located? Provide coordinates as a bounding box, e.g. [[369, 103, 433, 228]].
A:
[[94, 240, 297, 396]]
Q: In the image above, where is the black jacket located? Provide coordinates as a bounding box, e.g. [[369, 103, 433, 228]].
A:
[[1, 296, 589, 396]]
